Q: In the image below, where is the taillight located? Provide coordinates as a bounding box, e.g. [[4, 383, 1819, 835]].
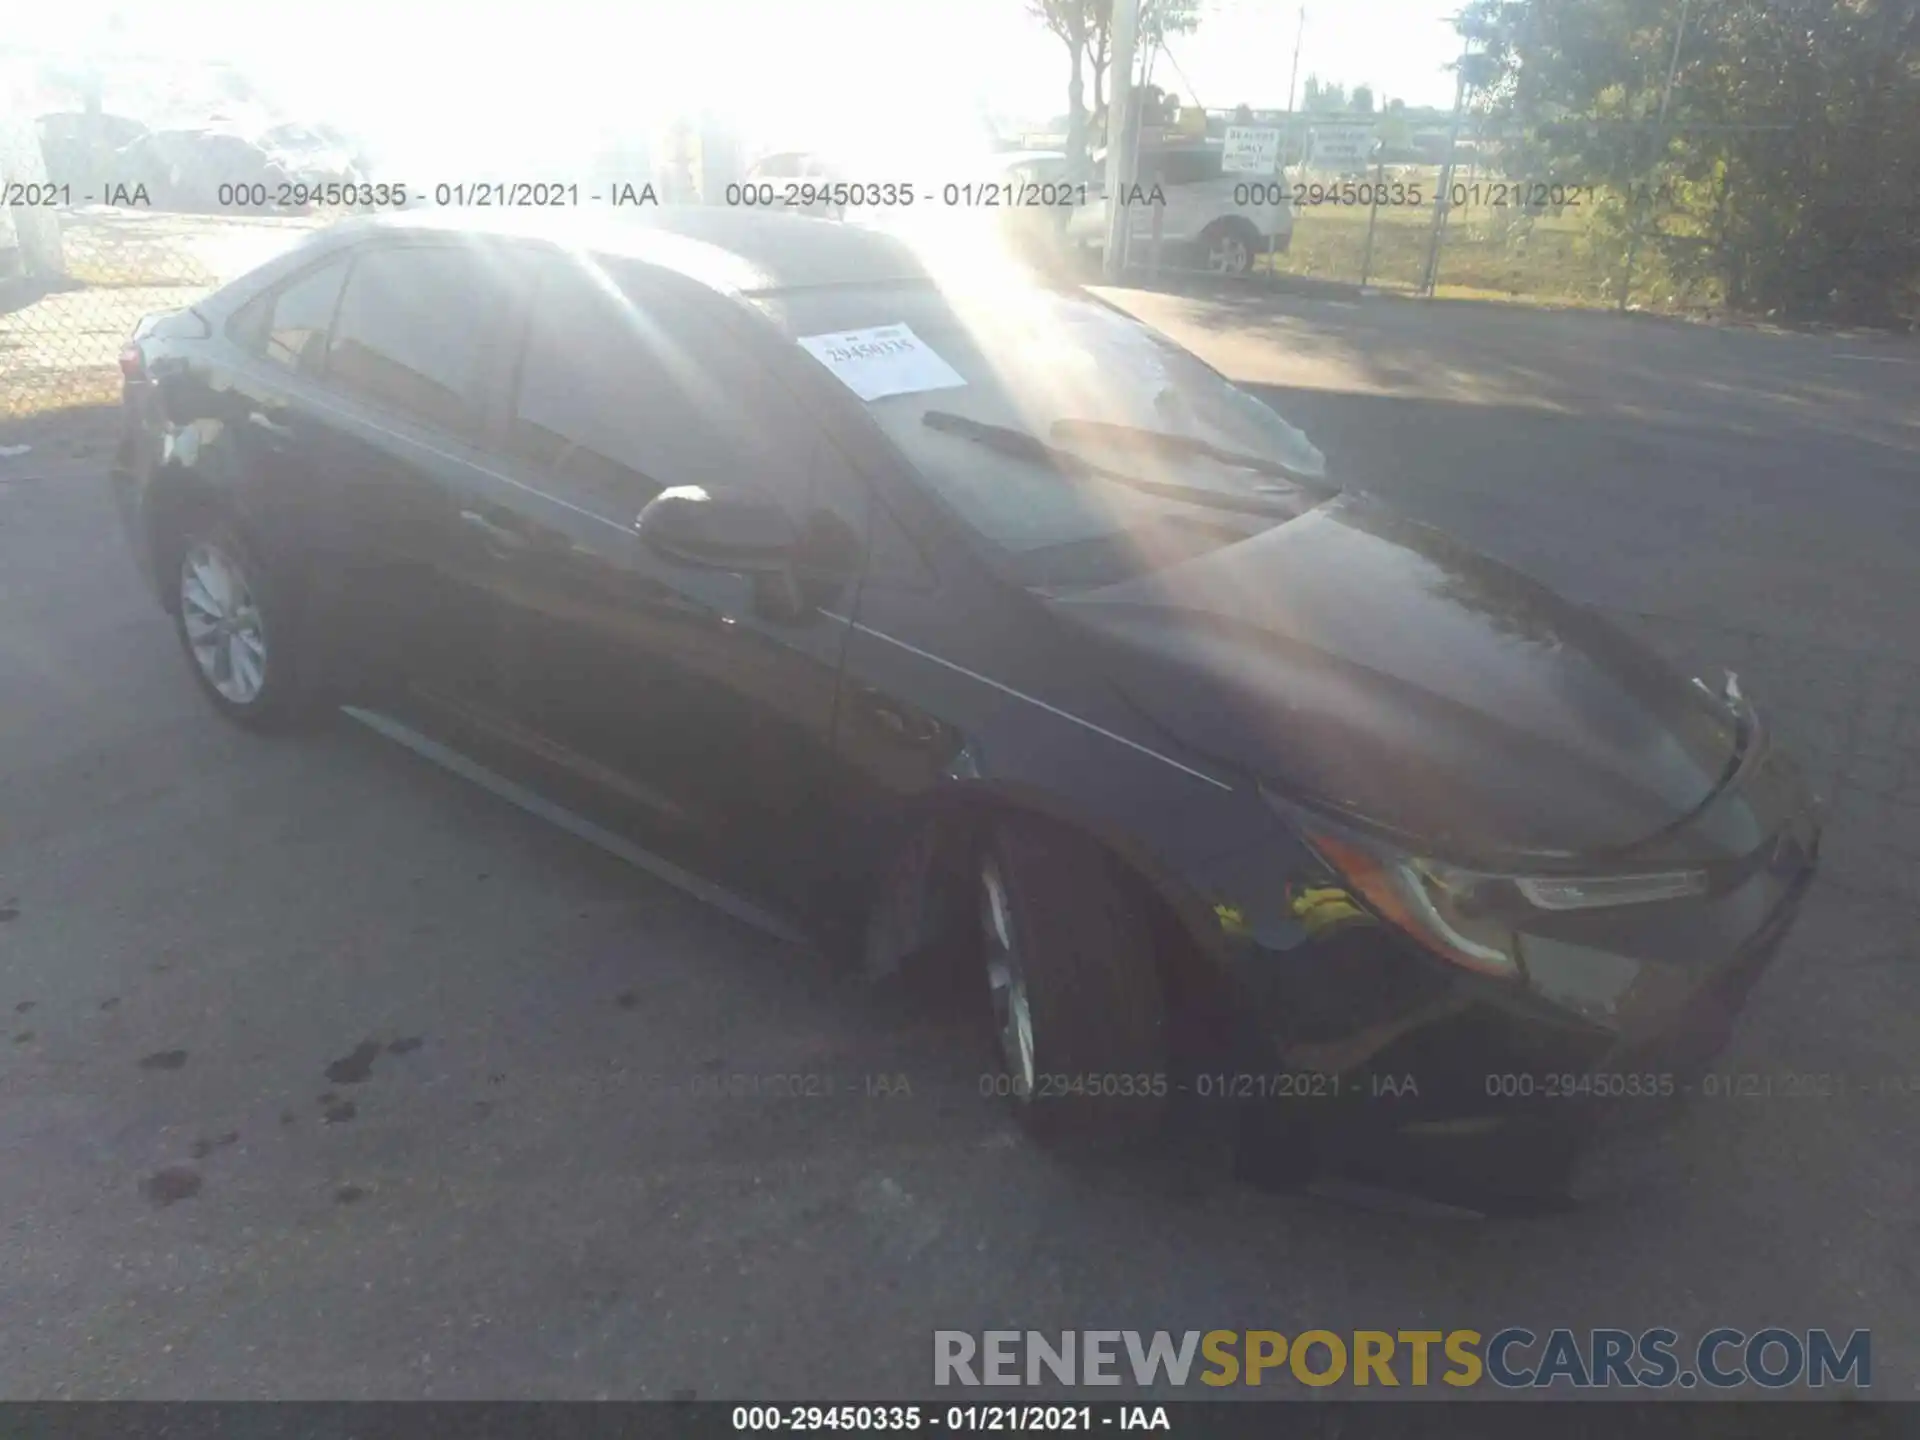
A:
[[119, 342, 147, 382]]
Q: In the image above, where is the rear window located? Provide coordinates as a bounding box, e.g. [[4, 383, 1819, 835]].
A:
[[1149, 148, 1225, 185]]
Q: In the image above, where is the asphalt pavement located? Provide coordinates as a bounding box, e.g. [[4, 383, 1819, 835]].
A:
[[1, 287, 1917, 1399]]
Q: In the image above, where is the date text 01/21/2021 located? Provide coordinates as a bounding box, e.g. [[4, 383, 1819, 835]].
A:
[[722, 181, 1092, 209], [1230, 180, 1603, 209]]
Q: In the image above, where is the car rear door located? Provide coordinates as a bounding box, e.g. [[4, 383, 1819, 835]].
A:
[[481, 249, 864, 904], [219, 249, 360, 683], [1152, 148, 1223, 243], [281, 238, 524, 714]]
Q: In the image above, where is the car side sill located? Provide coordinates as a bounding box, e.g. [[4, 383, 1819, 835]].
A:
[[340, 705, 816, 951]]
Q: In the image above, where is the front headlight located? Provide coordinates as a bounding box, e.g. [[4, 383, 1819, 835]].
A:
[[1285, 812, 1709, 983], [1302, 831, 1524, 980]]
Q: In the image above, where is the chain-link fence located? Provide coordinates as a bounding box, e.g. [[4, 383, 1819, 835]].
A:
[[0, 100, 1835, 440], [2, 110, 326, 434], [1088, 111, 1793, 312]]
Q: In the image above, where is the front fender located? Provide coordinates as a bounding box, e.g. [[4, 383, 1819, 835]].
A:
[[849, 742, 1300, 995]]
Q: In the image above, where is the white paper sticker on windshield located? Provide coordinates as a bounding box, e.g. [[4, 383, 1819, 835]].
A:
[[796, 324, 967, 403]]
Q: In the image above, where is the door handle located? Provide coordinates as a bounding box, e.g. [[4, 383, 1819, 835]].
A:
[[246, 410, 294, 447], [458, 508, 530, 555]]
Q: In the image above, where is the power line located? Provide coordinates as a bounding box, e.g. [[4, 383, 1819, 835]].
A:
[[1155, 39, 1205, 110]]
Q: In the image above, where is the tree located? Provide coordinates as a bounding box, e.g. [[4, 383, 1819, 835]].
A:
[[1457, 0, 1920, 324], [1302, 75, 1349, 112], [1027, 0, 1093, 165], [1352, 84, 1375, 114], [1378, 98, 1414, 154], [1081, 0, 1205, 132]]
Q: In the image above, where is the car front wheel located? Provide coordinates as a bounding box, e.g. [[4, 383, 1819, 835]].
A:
[[979, 814, 1169, 1147]]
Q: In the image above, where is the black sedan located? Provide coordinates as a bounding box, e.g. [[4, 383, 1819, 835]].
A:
[[110, 209, 1820, 1206]]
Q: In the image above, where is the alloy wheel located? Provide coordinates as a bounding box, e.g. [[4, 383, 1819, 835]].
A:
[[180, 541, 269, 704], [981, 856, 1037, 1096], [1208, 234, 1252, 275]]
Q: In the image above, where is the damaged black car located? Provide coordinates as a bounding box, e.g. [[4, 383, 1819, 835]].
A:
[[109, 209, 1821, 1207]]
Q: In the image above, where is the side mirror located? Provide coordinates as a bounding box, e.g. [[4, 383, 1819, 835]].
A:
[[635, 485, 798, 572]]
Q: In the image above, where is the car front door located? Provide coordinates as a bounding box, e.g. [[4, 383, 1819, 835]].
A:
[[482, 249, 864, 906]]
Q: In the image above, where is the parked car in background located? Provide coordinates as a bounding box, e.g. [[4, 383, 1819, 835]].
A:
[[35, 111, 151, 194], [113, 128, 299, 213], [942, 148, 1084, 274], [1064, 142, 1293, 277], [743, 150, 848, 218], [259, 122, 370, 189]]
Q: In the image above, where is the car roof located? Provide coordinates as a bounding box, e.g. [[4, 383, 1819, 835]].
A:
[[326, 207, 937, 299]]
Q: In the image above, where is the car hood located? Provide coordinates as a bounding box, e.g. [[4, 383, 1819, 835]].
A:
[[1048, 492, 1744, 862]]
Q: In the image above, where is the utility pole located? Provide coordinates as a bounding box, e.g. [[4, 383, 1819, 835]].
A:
[[1421, 41, 1472, 295], [1618, 0, 1692, 310], [1285, 7, 1306, 166], [1102, 0, 1142, 279]]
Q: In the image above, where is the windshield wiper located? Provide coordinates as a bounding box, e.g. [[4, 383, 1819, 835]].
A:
[[920, 411, 1301, 519], [1048, 418, 1326, 485]]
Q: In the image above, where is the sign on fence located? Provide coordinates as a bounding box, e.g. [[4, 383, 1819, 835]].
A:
[[1221, 126, 1282, 175], [1308, 124, 1378, 171]]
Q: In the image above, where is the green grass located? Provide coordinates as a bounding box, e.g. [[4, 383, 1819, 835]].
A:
[[1259, 166, 1718, 311]]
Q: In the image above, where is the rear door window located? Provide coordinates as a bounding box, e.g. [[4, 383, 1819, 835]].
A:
[[230, 256, 347, 375], [324, 246, 492, 436]]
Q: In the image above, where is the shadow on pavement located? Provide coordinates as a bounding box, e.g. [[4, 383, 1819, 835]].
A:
[[1160, 293, 1920, 464], [0, 275, 86, 319], [1117, 268, 1368, 305], [0, 400, 121, 456]]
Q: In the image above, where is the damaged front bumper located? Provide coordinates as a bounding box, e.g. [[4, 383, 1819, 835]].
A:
[[1191, 748, 1822, 1209]]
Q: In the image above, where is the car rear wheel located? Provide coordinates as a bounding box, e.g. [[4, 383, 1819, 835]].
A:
[[1199, 219, 1260, 277], [171, 519, 312, 731], [979, 814, 1168, 1147]]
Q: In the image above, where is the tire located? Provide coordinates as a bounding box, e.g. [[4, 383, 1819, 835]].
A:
[[1199, 218, 1261, 277], [978, 813, 1168, 1147], [169, 514, 314, 731]]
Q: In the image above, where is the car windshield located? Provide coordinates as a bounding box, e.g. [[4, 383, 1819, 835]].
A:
[[755, 279, 1332, 589]]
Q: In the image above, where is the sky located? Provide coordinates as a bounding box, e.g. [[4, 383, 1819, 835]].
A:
[[4, 0, 1464, 169]]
